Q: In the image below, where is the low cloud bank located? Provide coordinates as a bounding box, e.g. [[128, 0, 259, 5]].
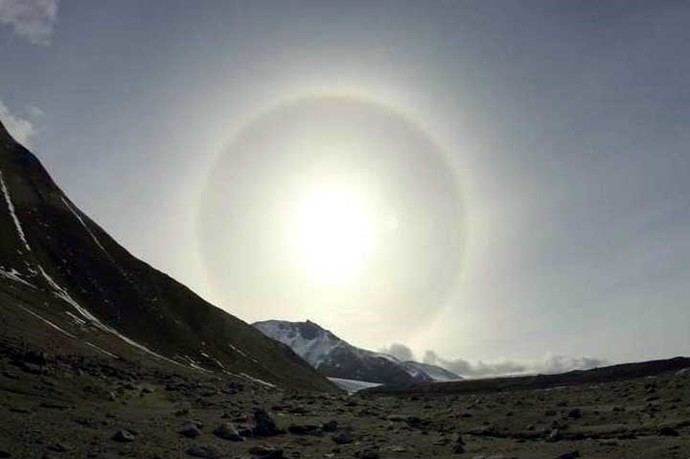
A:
[[423, 350, 607, 379], [382, 342, 607, 379]]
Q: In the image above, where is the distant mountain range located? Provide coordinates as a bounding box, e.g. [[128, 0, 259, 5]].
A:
[[365, 356, 690, 396], [253, 319, 462, 386], [0, 119, 334, 392]]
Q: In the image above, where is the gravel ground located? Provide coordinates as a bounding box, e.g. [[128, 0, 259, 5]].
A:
[[0, 343, 688, 459]]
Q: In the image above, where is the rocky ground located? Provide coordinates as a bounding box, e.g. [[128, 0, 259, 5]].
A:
[[0, 341, 688, 459]]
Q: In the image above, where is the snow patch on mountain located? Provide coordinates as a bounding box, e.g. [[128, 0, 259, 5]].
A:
[[37, 264, 184, 368], [60, 196, 108, 254], [240, 372, 277, 388], [84, 341, 119, 359], [16, 303, 76, 339], [0, 267, 34, 288], [0, 170, 30, 252], [329, 377, 382, 393]]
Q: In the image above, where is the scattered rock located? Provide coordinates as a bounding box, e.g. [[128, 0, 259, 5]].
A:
[[47, 443, 69, 453], [179, 422, 202, 438], [287, 405, 309, 414], [322, 420, 338, 432], [546, 428, 561, 442], [288, 423, 322, 435], [8, 407, 30, 414], [332, 430, 354, 444], [39, 402, 70, 410], [358, 450, 379, 459], [2, 371, 18, 380], [213, 422, 244, 441], [453, 432, 466, 453], [599, 440, 619, 446], [658, 426, 679, 437], [567, 408, 582, 419], [406, 415, 427, 427], [252, 408, 281, 437], [248, 445, 285, 458], [111, 430, 135, 442], [186, 446, 221, 458]]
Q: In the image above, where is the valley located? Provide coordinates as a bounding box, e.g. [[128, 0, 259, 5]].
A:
[[0, 113, 688, 458], [1, 333, 688, 458]]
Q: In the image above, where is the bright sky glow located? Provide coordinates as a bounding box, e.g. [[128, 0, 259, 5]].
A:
[[291, 185, 374, 283], [199, 96, 462, 345]]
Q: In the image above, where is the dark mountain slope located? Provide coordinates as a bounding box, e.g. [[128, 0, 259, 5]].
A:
[[0, 119, 334, 392]]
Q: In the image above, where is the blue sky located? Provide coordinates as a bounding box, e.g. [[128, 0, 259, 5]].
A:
[[1, 1, 688, 375]]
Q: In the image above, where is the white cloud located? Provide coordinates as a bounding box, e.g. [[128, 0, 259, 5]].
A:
[[0, 100, 35, 145], [380, 343, 415, 362], [0, 0, 59, 45], [380, 342, 606, 378], [423, 350, 608, 379]]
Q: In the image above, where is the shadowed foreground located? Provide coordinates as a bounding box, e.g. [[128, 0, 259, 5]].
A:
[[1, 336, 688, 458]]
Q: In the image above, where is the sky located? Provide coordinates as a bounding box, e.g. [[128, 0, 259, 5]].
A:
[[1, 0, 689, 377]]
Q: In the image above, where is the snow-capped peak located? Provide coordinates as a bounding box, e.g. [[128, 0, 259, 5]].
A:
[[253, 319, 462, 386]]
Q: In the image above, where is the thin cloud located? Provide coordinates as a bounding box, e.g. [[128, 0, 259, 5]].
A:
[[423, 350, 608, 379], [26, 104, 45, 118], [0, 99, 35, 145], [0, 0, 59, 45]]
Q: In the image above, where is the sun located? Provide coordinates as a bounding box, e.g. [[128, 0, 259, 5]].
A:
[[290, 185, 375, 283], [200, 96, 463, 336]]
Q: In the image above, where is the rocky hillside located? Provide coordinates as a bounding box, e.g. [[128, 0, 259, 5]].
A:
[[0, 119, 334, 392], [253, 319, 462, 386]]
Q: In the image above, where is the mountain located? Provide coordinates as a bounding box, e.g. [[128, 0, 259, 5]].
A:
[[253, 319, 462, 386], [403, 361, 464, 382], [0, 119, 334, 392]]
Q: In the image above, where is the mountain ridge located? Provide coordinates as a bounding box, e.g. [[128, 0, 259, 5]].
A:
[[253, 319, 462, 386]]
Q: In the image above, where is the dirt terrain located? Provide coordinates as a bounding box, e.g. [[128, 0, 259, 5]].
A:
[[1, 338, 688, 459]]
